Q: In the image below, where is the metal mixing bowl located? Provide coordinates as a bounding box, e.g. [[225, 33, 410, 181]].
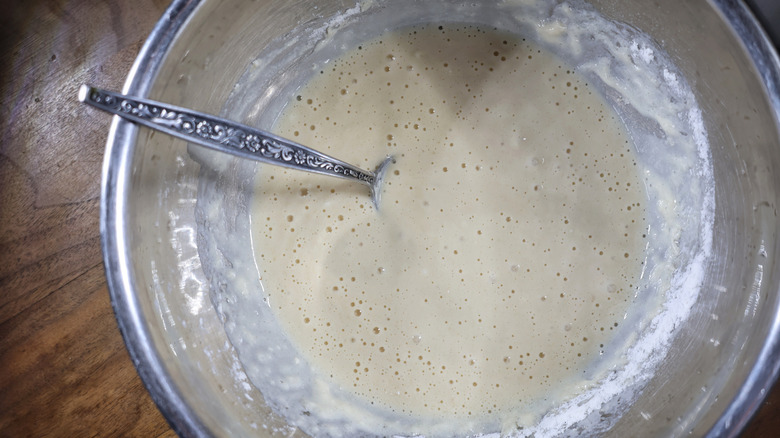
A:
[[101, 0, 780, 436]]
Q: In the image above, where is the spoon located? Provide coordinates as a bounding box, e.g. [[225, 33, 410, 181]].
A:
[[79, 85, 394, 209]]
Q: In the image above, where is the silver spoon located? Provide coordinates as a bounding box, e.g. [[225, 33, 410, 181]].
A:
[[79, 84, 393, 209]]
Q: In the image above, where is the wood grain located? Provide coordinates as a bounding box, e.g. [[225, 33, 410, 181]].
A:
[[0, 0, 777, 437], [0, 0, 174, 436]]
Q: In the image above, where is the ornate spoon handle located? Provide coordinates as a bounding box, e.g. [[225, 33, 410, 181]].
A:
[[79, 85, 391, 206]]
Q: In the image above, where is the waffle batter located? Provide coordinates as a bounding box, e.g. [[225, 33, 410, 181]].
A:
[[249, 23, 647, 432]]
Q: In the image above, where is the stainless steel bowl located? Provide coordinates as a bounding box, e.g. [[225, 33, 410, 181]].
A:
[[102, 0, 780, 436]]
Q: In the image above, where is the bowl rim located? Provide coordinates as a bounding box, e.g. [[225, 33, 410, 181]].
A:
[[100, 0, 780, 437], [100, 0, 209, 436], [702, 0, 780, 434]]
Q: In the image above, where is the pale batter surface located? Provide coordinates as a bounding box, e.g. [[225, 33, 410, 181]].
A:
[[250, 23, 647, 424]]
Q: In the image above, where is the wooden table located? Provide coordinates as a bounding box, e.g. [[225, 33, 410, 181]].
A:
[[0, 0, 777, 436]]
